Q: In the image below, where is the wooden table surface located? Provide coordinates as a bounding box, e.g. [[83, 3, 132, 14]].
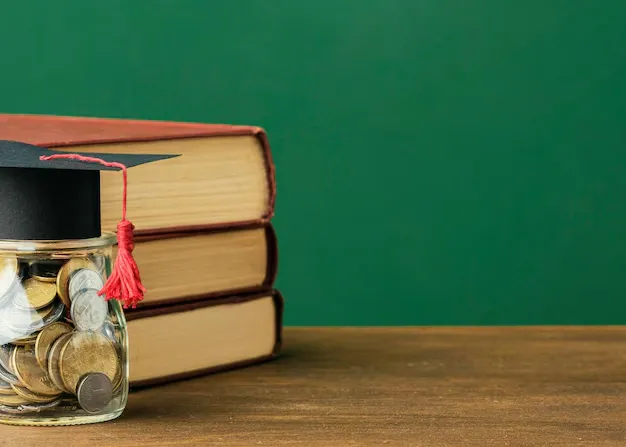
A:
[[1, 327, 625, 446]]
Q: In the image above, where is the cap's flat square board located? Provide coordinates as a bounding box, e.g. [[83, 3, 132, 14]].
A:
[[0, 140, 178, 171]]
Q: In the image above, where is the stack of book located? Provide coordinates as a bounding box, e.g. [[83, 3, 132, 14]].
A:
[[0, 114, 283, 388]]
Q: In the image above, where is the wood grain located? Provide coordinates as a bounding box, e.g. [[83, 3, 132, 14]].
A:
[[1, 327, 626, 446]]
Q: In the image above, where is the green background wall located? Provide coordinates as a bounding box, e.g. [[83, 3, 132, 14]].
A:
[[1, 2, 625, 325]]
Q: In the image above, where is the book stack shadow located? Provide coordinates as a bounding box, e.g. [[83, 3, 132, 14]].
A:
[[0, 114, 283, 388]]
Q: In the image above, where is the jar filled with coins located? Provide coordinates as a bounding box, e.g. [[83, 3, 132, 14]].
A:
[[0, 139, 176, 425], [0, 235, 127, 425]]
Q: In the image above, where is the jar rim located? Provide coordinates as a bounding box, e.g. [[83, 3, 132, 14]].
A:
[[0, 232, 117, 253]]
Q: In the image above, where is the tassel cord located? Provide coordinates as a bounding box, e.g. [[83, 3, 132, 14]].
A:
[[39, 153, 144, 308]]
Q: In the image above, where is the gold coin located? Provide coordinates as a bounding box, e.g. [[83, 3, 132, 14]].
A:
[[12, 345, 61, 396], [15, 278, 58, 310], [8, 348, 16, 375], [112, 363, 123, 393], [11, 334, 38, 346], [31, 275, 57, 284], [47, 333, 74, 393], [10, 384, 59, 403], [0, 393, 30, 406], [59, 332, 119, 395], [0, 256, 18, 297], [56, 258, 97, 307], [0, 380, 14, 395], [35, 322, 73, 370]]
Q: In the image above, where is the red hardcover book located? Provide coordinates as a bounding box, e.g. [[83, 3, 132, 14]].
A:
[[0, 114, 276, 235]]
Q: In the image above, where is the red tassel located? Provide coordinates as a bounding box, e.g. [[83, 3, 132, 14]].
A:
[[39, 153, 145, 309]]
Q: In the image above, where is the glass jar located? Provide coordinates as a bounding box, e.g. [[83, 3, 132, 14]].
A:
[[0, 233, 128, 426]]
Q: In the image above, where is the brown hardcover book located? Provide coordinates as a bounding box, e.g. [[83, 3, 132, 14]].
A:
[[0, 114, 276, 235], [127, 290, 283, 388], [123, 224, 277, 309]]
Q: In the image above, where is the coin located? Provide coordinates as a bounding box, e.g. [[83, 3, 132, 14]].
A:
[[0, 256, 18, 300], [8, 352, 16, 379], [69, 269, 104, 301], [20, 397, 63, 412], [11, 333, 38, 346], [90, 255, 107, 276], [2, 302, 62, 335], [101, 320, 119, 344], [59, 332, 119, 394], [15, 278, 57, 310], [12, 345, 62, 396], [0, 325, 25, 346], [29, 260, 65, 281], [0, 379, 14, 395], [1, 306, 43, 334], [35, 322, 73, 370], [40, 300, 66, 326], [0, 393, 30, 407], [47, 333, 73, 393], [112, 365, 123, 392], [31, 275, 57, 284], [70, 289, 107, 332], [0, 363, 20, 386], [77, 373, 112, 414], [0, 397, 62, 414], [11, 384, 59, 404], [57, 258, 98, 307], [0, 345, 14, 373]]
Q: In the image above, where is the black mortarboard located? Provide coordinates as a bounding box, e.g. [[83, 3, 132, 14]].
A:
[[0, 139, 178, 240]]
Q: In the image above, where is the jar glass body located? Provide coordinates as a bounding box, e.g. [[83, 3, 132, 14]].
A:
[[0, 233, 128, 426]]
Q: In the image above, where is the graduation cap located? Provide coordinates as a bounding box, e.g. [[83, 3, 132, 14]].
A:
[[0, 139, 179, 308]]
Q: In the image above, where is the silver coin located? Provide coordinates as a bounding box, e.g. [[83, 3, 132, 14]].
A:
[[3, 300, 66, 337], [77, 373, 112, 414], [0, 364, 19, 385], [0, 404, 25, 414], [0, 345, 13, 373], [0, 397, 63, 414], [70, 289, 107, 331], [0, 323, 29, 346], [0, 379, 12, 392], [21, 398, 63, 412], [42, 301, 66, 326], [69, 269, 105, 302], [101, 320, 118, 343], [89, 255, 108, 276]]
